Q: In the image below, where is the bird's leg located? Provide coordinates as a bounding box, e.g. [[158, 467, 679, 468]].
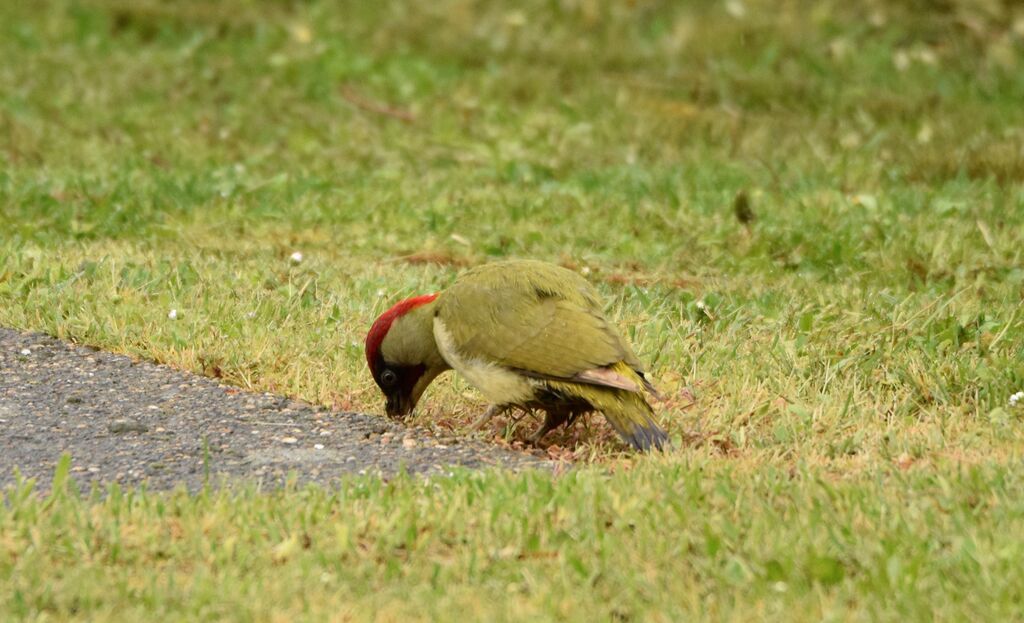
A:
[[528, 410, 572, 444], [468, 404, 506, 431]]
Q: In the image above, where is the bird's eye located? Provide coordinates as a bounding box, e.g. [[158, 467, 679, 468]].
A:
[[380, 369, 398, 387]]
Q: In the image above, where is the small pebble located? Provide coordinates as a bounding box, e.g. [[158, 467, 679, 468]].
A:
[[314, 443, 325, 450], [402, 438, 418, 449], [108, 419, 149, 434], [281, 437, 298, 444], [19, 348, 31, 355], [1010, 391, 1024, 407]]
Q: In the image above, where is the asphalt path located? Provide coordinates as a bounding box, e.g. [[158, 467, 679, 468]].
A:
[[0, 327, 547, 493]]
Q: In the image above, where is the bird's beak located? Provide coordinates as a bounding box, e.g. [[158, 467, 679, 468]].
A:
[[385, 391, 414, 419], [383, 367, 443, 419]]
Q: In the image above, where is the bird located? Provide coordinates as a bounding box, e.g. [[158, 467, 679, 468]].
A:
[[364, 259, 668, 451]]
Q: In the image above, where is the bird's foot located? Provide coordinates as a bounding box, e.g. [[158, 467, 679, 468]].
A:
[[468, 404, 506, 431], [527, 411, 573, 445], [526, 427, 552, 445]]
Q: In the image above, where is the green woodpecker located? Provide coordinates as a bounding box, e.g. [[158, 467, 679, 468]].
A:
[[364, 260, 668, 451]]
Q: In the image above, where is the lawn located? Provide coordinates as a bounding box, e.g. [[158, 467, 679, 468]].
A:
[[2, 0, 1024, 620]]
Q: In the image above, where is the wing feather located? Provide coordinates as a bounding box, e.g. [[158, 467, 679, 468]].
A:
[[436, 261, 647, 388]]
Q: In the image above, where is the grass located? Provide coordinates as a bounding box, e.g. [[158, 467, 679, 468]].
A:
[[5, 456, 1024, 621], [1, 0, 1023, 619]]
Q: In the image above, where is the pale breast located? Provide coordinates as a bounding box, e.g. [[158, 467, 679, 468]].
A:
[[433, 318, 539, 406]]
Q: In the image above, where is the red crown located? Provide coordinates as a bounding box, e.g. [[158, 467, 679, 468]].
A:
[[364, 293, 439, 374]]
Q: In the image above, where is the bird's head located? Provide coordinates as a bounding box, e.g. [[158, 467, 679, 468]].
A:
[[364, 293, 448, 419]]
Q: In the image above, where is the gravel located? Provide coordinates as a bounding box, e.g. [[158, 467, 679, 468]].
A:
[[0, 327, 548, 493]]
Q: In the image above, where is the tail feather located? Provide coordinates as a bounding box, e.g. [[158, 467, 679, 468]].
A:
[[601, 362, 667, 451], [598, 391, 668, 452], [544, 362, 669, 452]]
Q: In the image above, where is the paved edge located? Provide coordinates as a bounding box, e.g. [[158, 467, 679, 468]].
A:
[[0, 327, 551, 493]]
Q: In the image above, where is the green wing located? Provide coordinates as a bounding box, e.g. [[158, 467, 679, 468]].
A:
[[436, 261, 645, 380]]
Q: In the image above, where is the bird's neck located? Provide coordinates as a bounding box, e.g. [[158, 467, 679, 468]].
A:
[[390, 298, 448, 371]]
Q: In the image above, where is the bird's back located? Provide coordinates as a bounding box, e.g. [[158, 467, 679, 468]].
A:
[[435, 259, 645, 383], [436, 259, 667, 451]]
